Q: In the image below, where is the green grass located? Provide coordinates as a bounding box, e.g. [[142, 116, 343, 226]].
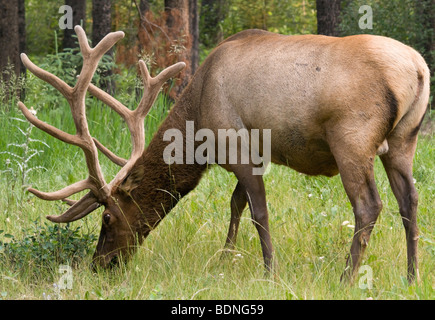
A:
[[0, 95, 434, 300]]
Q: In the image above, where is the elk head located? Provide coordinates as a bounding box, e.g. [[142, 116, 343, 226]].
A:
[[18, 26, 185, 268]]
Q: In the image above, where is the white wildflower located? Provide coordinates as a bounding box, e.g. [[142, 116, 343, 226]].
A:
[[42, 292, 51, 300], [342, 220, 354, 229]]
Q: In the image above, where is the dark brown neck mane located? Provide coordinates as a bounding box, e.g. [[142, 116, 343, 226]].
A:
[[130, 85, 208, 231]]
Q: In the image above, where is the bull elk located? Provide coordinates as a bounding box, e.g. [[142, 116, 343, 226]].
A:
[[19, 26, 429, 283]]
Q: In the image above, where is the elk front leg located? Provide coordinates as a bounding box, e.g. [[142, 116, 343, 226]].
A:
[[223, 182, 247, 252], [231, 166, 274, 273]]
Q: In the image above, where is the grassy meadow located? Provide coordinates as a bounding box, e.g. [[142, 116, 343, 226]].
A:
[[0, 84, 434, 300]]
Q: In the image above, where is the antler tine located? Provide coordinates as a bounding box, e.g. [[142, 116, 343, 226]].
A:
[[74, 26, 124, 95], [136, 60, 186, 117], [46, 192, 101, 223], [87, 60, 185, 173], [92, 137, 128, 167], [18, 102, 82, 147], [151, 62, 186, 89], [20, 53, 72, 100], [19, 26, 125, 223], [87, 83, 131, 167], [88, 82, 130, 120], [27, 178, 99, 201], [107, 60, 185, 189]]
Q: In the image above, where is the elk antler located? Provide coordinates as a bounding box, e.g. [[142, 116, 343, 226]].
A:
[[18, 26, 185, 223], [88, 59, 186, 189]]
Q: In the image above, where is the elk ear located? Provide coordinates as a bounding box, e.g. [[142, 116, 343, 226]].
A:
[[119, 165, 145, 195]]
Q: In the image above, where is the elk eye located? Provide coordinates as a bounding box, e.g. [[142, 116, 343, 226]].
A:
[[103, 213, 111, 224]]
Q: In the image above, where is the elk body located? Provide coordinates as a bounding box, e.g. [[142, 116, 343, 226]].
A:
[[19, 27, 429, 283]]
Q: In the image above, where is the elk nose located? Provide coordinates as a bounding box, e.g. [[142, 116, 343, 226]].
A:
[[108, 255, 119, 268], [90, 254, 119, 271]]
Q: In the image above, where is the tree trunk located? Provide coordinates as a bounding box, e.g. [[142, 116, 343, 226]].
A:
[[165, 0, 187, 30], [136, 0, 198, 98], [137, 0, 150, 54], [200, 0, 227, 47], [316, 0, 342, 36], [189, 0, 199, 75], [63, 0, 87, 50], [0, 0, 21, 101], [139, 0, 150, 14], [92, 0, 112, 45], [92, 0, 114, 93], [164, 0, 199, 97], [18, 0, 26, 76]]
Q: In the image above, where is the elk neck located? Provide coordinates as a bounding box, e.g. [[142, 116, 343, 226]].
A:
[[129, 83, 208, 230]]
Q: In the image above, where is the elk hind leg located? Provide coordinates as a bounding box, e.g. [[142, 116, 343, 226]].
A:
[[380, 136, 420, 283], [334, 151, 383, 282]]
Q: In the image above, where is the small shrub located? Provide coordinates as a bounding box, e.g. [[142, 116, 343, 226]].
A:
[[0, 221, 97, 273]]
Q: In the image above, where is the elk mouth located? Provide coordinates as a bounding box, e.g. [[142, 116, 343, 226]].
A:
[[91, 252, 121, 271], [108, 255, 120, 268]]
